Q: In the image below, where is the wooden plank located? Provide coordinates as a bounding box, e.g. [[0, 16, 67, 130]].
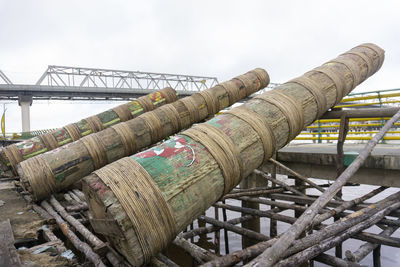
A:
[[0, 219, 22, 267]]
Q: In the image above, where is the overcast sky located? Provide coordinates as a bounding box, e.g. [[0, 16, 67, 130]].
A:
[[0, 0, 399, 132]]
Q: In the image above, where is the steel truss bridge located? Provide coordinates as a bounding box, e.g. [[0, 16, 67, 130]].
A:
[[0, 65, 221, 101]]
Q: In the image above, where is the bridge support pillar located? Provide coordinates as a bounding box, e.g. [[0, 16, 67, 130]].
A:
[[18, 95, 32, 133]]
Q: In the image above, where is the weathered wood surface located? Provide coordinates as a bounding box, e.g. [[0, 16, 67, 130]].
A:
[[0, 87, 178, 174], [83, 43, 384, 266], [19, 68, 269, 200], [0, 219, 22, 267]]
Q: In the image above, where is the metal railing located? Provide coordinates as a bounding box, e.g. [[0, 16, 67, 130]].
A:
[[297, 89, 400, 143]]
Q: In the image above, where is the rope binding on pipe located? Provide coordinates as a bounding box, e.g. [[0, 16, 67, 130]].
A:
[[158, 104, 182, 133], [255, 90, 304, 143], [220, 81, 241, 104], [344, 50, 373, 78], [225, 106, 276, 163], [20, 155, 56, 201], [286, 76, 327, 118], [328, 57, 361, 92], [85, 115, 104, 133], [137, 97, 155, 112], [180, 97, 200, 124], [3, 145, 24, 173], [182, 124, 242, 195], [39, 132, 59, 150], [64, 123, 82, 141], [94, 157, 177, 263], [314, 65, 346, 105], [81, 134, 108, 170], [196, 90, 219, 115], [159, 87, 178, 103], [113, 104, 134, 122], [251, 68, 270, 89], [140, 112, 164, 143], [111, 123, 137, 156]]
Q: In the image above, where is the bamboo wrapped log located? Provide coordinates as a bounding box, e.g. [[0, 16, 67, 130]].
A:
[[18, 69, 269, 200], [82, 43, 384, 266], [0, 87, 178, 174]]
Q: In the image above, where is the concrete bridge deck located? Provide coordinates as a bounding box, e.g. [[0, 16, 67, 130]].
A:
[[262, 143, 400, 187]]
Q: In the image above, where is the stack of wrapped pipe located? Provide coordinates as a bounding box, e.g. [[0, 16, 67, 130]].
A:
[[0, 87, 178, 174], [82, 43, 384, 266], [17, 68, 270, 200]]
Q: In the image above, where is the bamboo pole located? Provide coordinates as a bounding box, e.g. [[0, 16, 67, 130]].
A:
[[40, 200, 106, 267], [19, 68, 269, 200], [314, 253, 366, 267], [201, 181, 389, 267], [199, 215, 270, 242], [274, 202, 400, 266], [84, 43, 384, 266], [180, 215, 254, 240], [0, 87, 178, 174], [172, 236, 218, 263], [345, 218, 400, 262], [48, 195, 106, 251]]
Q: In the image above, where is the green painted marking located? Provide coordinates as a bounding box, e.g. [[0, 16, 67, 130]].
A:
[[24, 148, 48, 159]]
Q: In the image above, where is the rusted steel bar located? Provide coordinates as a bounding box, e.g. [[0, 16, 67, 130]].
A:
[[270, 153, 278, 238], [274, 202, 400, 267], [373, 245, 381, 267], [346, 218, 400, 262], [214, 206, 220, 255], [40, 200, 106, 267], [321, 107, 400, 119], [199, 215, 270, 242], [221, 200, 229, 255], [335, 113, 349, 258]]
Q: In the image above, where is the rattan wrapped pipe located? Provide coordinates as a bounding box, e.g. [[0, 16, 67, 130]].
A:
[[18, 68, 270, 200], [0, 87, 178, 174], [82, 43, 384, 266]]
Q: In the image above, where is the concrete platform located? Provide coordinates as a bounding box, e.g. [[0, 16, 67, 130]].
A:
[[262, 143, 400, 187]]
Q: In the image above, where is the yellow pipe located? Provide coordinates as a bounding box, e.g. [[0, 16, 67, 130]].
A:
[[315, 117, 391, 123], [300, 131, 400, 135], [295, 136, 400, 140], [340, 92, 400, 102], [335, 100, 400, 108], [306, 123, 400, 128]]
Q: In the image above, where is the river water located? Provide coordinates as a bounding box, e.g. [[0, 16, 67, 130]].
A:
[[201, 177, 400, 266]]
